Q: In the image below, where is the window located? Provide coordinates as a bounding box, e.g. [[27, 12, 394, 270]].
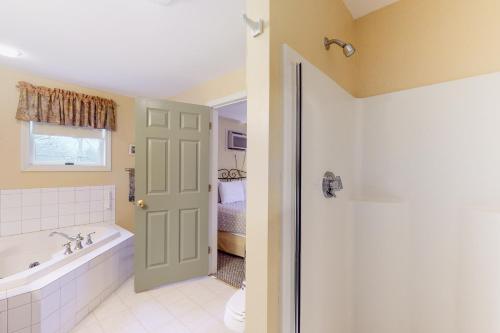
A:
[[22, 122, 111, 171]]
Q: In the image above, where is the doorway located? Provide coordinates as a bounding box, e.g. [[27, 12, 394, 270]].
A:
[[209, 94, 247, 288]]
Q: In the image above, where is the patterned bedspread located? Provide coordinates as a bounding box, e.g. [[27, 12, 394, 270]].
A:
[[218, 201, 246, 235]]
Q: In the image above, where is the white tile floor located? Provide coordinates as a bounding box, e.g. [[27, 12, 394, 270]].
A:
[[71, 276, 237, 333]]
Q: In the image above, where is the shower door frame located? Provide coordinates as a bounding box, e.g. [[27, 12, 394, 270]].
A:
[[281, 45, 303, 333]]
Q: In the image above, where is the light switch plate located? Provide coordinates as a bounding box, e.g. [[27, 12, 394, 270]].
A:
[[128, 144, 136, 155]]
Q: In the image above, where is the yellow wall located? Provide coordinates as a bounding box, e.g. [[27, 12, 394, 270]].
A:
[[245, 0, 271, 331], [355, 0, 500, 97], [271, 0, 357, 95], [243, 0, 357, 331], [0, 65, 136, 231], [171, 67, 246, 105], [218, 117, 247, 171]]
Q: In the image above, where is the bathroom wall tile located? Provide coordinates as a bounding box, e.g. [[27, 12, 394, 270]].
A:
[[59, 271, 76, 288], [0, 184, 114, 238], [87, 295, 101, 313], [58, 203, 75, 216], [7, 303, 31, 332], [90, 200, 104, 212], [59, 215, 75, 228], [41, 190, 58, 205], [60, 299, 76, 332], [0, 190, 21, 195], [39, 308, 60, 333], [58, 189, 75, 204], [75, 202, 90, 214], [75, 188, 90, 203], [21, 218, 41, 233], [103, 210, 113, 222], [90, 187, 104, 202], [7, 293, 31, 309], [22, 205, 40, 220], [41, 204, 58, 218], [76, 278, 90, 310], [12, 327, 30, 333], [0, 207, 21, 223], [75, 214, 90, 225], [32, 289, 60, 324], [60, 280, 76, 307], [32, 280, 61, 302], [40, 187, 57, 192], [41, 217, 59, 231], [0, 311, 6, 333], [1, 222, 21, 236], [75, 306, 89, 323], [1, 194, 22, 209], [31, 323, 41, 333], [0, 299, 6, 312], [22, 189, 41, 206], [90, 211, 103, 224], [74, 263, 89, 277]]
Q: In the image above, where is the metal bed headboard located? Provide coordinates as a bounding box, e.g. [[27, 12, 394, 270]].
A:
[[218, 169, 247, 182]]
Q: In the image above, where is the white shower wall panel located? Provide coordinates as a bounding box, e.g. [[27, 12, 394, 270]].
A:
[[299, 52, 359, 333], [359, 71, 500, 333], [293, 45, 500, 333]]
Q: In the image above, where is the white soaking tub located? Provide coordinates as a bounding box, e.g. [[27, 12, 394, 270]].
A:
[[0, 222, 134, 333]]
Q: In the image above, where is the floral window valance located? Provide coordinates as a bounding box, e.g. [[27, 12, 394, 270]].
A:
[[15, 81, 117, 131]]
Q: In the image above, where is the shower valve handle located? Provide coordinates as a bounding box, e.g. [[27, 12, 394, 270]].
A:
[[322, 171, 344, 198]]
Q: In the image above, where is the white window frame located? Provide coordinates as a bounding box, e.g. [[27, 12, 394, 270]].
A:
[[21, 121, 112, 172]]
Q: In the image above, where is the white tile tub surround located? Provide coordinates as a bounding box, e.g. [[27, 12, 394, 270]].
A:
[[0, 186, 115, 237], [0, 229, 133, 333]]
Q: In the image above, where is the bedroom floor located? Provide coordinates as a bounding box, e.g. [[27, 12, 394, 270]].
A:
[[71, 276, 236, 333], [216, 251, 246, 289]]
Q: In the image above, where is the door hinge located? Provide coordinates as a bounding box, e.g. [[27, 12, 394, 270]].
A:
[[208, 184, 212, 192], [208, 246, 212, 254], [209, 122, 212, 130]]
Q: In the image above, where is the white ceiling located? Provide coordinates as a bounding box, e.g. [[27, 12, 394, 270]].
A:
[[343, 0, 399, 19], [0, 0, 245, 98], [218, 100, 246, 123]]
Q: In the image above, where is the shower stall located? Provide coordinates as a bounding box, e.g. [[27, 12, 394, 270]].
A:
[[282, 45, 500, 333]]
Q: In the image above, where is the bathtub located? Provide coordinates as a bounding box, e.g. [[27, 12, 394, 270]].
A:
[[0, 222, 134, 333]]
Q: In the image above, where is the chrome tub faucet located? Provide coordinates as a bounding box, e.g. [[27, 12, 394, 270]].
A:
[[62, 242, 73, 255], [50, 231, 84, 253], [74, 233, 84, 250], [49, 231, 75, 241]]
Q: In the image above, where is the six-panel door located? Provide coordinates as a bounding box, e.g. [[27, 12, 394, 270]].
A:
[[134, 98, 210, 292]]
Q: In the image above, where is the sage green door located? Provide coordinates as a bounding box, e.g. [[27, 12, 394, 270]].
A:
[[134, 98, 210, 292]]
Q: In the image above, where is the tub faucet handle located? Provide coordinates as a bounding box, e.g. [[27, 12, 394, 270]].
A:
[[63, 242, 73, 255], [86, 232, 96, 245], [74, 233, 84, 250]]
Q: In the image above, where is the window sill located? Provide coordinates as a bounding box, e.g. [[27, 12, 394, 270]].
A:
[[21, 164, 112, 172]]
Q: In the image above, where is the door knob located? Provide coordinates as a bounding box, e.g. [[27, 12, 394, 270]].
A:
[[136, 199, 146, 208]]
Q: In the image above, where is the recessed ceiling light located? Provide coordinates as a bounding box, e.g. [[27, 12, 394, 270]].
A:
[[0, 44, 23, 58]]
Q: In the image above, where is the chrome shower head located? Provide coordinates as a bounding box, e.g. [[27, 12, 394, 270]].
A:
[[324, 37, 356, 57]]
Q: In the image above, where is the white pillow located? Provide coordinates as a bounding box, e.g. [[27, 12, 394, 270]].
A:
[[241, 180, 247, 199], [219, 181, 245, 204]]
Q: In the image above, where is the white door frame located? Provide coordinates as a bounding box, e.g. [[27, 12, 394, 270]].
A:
[[282, 45, 303, 333], [207, 90, 247, 275]]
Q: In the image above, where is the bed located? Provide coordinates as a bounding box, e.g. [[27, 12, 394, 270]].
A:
[[218, 169, 246, 258]]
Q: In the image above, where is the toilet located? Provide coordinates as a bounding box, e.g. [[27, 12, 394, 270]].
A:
[[224, 281, 246, 332]]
